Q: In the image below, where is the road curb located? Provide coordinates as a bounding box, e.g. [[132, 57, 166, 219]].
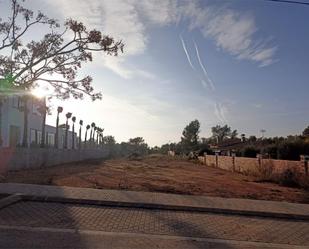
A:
[[17, 194, 309, 221], [0, 194, 22, 210]]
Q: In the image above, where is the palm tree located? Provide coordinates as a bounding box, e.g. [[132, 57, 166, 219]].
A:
[[93, 127, 97, 145], [101, 129, 104, 145], [79, 120, 83, 149], [95, 127, 100, 147], [96, 127, 100, 145], [21, 95, 29, 147], [90, 122, 95, 145], [38, 97, 47, 148], [64, 112, 72, 149], [71, 116, 76, 149], [54, 106, 63, 149], [96, 127, 104, 147], [85, 125, 90, 148], [99, 133, 103, 146], [98, 128, 104, 147], [0, 98, 4, 147]]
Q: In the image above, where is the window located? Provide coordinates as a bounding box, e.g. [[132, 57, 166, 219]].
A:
[[46, 133, 55, 146], [12, 96, 19, 108], [18, 97, 24, 109], [9, 125, 20, 147], [32, 98, 39, 115], [61, 135, 65, 148], [30, 129, 37, 145], [12, 96, 25, 109], [37, 131, 42, 145]]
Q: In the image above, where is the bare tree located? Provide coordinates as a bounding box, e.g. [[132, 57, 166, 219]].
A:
[[0, 0, 58, 52], [0, 0, 124, 100], [0, 0, 124, 147], [37, 97, 50, 148]]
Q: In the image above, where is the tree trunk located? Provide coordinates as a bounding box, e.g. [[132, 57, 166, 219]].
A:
[[79, 126, 82, 149], [54, 113, 59, 149], [64, 120, 68, 149], [84, 130, 88, 148], [22, 97, 29, 147], [40, 98, 46, 148], [89, 129, 93, 145], [0, 100, 2, 147], [40, 110, 46, 148], [72, 123, 75, 149]]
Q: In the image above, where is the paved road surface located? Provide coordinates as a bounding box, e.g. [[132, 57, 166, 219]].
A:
[[0, 201, 308, 249]]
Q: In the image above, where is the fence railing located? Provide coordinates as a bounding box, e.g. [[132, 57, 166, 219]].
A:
[[198, 154, 308, 176]]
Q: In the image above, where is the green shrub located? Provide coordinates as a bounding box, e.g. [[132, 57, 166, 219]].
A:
[[241, 147, 259, 158], [277, 141, 309, 160], [263, 145, 278, 159], [279, 168, 300, 187]]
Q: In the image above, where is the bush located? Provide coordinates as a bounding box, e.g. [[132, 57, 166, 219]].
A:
[[263, 145, 278, 159], [256, 161, 275, 182], [279, 168, 300, 188], [277, 141, 309, 160], [278, 167, 309, 190], [241, 147, 259, 158], [197, 147, 213, 156]]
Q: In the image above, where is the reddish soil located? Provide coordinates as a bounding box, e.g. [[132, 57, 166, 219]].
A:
[[1, 155, 309, 203]]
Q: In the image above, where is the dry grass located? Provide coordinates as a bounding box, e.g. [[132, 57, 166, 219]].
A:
[[1, 154, 309, 203]]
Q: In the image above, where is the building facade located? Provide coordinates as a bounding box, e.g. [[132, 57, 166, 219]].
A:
[[0, 94, 77, 149]]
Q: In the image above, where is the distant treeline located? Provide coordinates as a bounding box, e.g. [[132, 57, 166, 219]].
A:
[[148, 120, 309, 161]]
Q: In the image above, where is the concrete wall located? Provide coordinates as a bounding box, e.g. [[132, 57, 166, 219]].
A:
[[0, 147, 110, 173], [0, 95, 77, 149], [1, 96, 44, 147], [198, 155, 306, 175]]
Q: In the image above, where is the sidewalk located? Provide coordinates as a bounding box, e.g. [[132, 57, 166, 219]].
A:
[[0, 183, 308, 220]]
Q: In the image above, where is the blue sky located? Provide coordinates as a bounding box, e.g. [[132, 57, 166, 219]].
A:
[[3, 0, 309, 146]]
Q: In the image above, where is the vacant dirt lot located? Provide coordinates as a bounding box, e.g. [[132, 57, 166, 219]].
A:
[[1, 155, 309, 203]]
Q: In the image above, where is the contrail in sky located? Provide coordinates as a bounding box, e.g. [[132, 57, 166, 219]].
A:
[[179, 35, 195, 70], [180, 35, 208, 90], [194, 41, 215, 91], [214, 102, 227, 123]]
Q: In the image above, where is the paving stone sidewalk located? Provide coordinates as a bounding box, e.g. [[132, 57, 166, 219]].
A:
[[1, 201, 309, 246], [0, 183, 308, 219]]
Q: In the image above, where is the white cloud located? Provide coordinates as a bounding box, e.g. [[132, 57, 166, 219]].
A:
[[185, 4, 277, 66], [134, 0, 180, 26], [44, 0, 148, 79], [253, 103, 263, 108], [44, 0, 277, 79]]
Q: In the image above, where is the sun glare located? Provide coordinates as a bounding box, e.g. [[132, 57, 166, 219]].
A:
[[31, 87, 49, 98]]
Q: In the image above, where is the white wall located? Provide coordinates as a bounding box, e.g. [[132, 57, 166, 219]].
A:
[[0, 147, 110, 172], [0, 95, 77, 149]]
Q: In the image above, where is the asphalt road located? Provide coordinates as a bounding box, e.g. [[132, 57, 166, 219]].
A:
[[0, 201, 308, 249]]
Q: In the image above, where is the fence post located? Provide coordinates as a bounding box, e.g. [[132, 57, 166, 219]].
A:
[[300, 155, 308, 176], [256, 154, 262, 169], [232, 152, 236, 172], [215, 152, 219, 168], [203, 152, 207, 165]]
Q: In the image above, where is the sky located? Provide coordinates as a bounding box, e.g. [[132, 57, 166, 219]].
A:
[[2, 0, 309, 146]]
